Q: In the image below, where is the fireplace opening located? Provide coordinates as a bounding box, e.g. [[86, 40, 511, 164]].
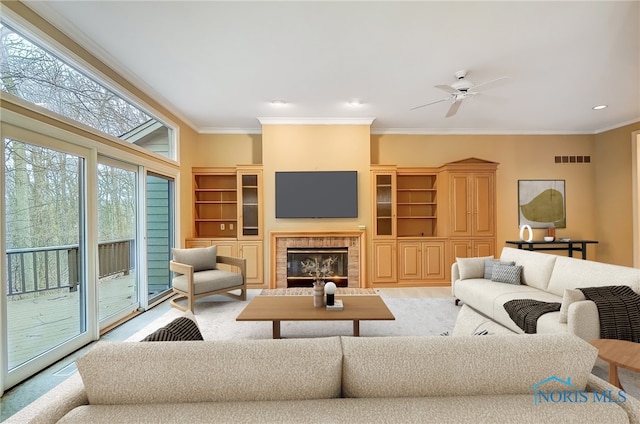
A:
[[286, 247, 348, 288]]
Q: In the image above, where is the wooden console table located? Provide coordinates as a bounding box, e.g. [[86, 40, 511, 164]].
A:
[[505, 239, 598, 260]]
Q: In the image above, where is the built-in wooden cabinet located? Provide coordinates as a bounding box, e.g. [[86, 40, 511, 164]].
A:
[[370, 158, 497, 287], [188, 167, 264, 287], [398, 240, 446, 282]]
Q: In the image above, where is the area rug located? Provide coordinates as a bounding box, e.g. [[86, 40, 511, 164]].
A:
[[128, 290, 459, 341], [260, 288, 376, 296]]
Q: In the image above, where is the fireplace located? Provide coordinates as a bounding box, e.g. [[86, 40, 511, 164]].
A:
[[270, 230, 365, 289], [287, 247, 348, 288]]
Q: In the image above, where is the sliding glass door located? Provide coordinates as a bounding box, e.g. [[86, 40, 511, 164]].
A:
[[3, 130, 92, 387], [97, 158, 139, 328], [146, 172, 174, 305]]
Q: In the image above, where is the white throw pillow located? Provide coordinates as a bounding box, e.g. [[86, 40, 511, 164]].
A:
[[456, 256, 493, 280], [559, 288, 586, 323]]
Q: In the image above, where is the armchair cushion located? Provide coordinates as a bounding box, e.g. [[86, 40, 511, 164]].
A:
[[172, 246, 217, 272], [172, 269, 243, 294]]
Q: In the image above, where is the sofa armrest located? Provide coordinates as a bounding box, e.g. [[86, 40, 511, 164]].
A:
[[3, 373, 88, 424], [587, 374, 640, 423], [451, 262, 460, 296], [217, 255, 247, 281], [567, 300, 600, 341]]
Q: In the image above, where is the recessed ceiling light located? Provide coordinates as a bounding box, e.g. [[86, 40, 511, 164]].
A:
[[270, 100, 287, 106], [347, 99, 363, 107], [592, 104, 607, 110]]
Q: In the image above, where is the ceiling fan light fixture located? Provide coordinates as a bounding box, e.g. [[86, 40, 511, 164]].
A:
[[592, 104, 607, 110]]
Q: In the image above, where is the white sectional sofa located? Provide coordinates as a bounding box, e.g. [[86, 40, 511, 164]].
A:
[[6, 334, 640, 423], [452, 247, 640, 339]]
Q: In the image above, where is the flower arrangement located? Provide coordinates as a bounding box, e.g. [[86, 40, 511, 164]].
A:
[[300, 256, 336, 287]]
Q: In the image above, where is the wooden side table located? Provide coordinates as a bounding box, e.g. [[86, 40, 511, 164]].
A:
[[589, 339, 640, 389]]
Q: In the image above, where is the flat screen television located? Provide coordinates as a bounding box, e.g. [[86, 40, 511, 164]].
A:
[[275, 171, 358, 218]]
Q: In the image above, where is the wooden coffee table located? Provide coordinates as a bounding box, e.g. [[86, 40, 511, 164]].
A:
[[589, 339, 640, 389], [236, 295, 395, 339]]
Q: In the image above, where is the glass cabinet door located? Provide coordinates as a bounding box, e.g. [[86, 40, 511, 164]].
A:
[[373, 172, 395, 237], [238, 169, 262, 239]]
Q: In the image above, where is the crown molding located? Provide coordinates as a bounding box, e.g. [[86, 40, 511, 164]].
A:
[[257, 117, 375, 126]]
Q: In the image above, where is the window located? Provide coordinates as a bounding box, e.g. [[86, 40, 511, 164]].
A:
[[0, 22, 174, 159]]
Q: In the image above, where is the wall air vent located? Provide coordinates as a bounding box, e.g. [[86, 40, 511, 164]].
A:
[[554, 156, 591, 164]]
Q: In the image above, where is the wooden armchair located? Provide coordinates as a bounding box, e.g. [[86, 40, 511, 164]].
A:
[[169, 246, 247, 313]]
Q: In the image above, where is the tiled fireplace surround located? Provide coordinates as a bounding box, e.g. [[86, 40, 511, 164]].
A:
[[269, 230, 366, 289]]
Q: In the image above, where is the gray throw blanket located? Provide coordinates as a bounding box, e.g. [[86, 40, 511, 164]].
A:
[[503, 299, 561, 334], [578, 285, 640, 342]]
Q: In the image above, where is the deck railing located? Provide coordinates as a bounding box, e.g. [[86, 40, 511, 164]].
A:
[[6, 239, 135, 296]]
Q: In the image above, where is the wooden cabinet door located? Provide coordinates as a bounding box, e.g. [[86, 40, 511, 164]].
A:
[[422, 241, 445, 280], [473, 239, 495, 258], [473, 173, 494, 237], [450, 174, 471, 236], [450, 239, 471, 260], [372, 241, 396, 283], [239, 241, 263, 286], [398, 241, 421, 281]]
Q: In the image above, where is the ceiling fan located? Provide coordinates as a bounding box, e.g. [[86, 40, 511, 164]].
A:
[[411, 70, 509, 118]]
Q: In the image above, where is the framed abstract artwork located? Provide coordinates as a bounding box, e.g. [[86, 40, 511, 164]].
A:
[[518, 180, 566, 228]]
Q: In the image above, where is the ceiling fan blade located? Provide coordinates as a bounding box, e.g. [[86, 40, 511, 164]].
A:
[[435, 84, 460, 94], [471, 76, 510, 92], [445, 100, 462, 118], [410, 96, 450, 110]]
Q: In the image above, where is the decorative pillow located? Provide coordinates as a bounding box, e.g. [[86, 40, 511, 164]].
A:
[[457, 256, 493, 280], [483, 260, 516, 280], [172, 245, 217, 272], [141, 312, 203, 342], [558, 288, 586, 324], [491, 263, 523, 285]]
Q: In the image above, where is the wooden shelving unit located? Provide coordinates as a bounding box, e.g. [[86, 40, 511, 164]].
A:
[[193, 171, 237, 238], [396, 173, 437, 237]]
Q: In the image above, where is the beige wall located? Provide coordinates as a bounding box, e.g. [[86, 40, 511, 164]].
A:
[[594, 122, 640, 265], [178, 133, 261, 241], [186, 125, 640, 278], [373, 134, 598, 260]]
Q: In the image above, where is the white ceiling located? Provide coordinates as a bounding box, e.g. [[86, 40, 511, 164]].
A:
[[22, 1, 640, 134]]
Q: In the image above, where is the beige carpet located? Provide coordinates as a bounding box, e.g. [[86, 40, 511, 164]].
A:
[[260, 288, 376, 296]]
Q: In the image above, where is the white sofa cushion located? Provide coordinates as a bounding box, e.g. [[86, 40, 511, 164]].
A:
[[76, 338, 343, 405], [457, 256, 493, 280], [340, 334, 597, 398], [500, 247, 557, 290], [546, 256, 640, 297]]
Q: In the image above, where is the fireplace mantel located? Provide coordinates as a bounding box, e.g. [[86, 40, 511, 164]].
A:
[[269, 230, 366, 289]]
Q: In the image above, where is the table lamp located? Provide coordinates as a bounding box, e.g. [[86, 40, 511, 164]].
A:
[[324, 282, 337, 306]]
